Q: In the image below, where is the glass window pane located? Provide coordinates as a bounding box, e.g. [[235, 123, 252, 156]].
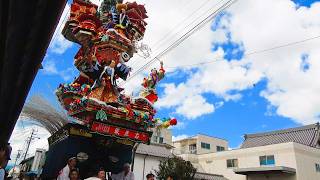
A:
[[217, 146, 225, 152], [153, 136, 157, 142], [315, 163, 320, 172], [267, 155, 275, 165], [201, 142, 210, 149], [159, 137, 164, 143], [227, 159, 238, 168], [227, 160, 232, 168], [260, 156, 267, 166]]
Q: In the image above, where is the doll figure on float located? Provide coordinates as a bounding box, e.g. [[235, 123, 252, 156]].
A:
[[88, 60, 119, 104], [114, 3, 129, 37], [102, 14, 115, 30], [91, 60, 116, 89], [140, 61, 165, 104]]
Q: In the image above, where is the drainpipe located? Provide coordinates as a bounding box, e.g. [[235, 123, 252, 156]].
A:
[[131, 143, 139, 171], [142, 154, 149, 180]]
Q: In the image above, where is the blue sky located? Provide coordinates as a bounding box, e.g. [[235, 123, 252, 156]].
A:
[[12, 0, 320, 154]]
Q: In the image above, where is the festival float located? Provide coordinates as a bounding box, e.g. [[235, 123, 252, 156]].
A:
[[42, 0, 176, 178]]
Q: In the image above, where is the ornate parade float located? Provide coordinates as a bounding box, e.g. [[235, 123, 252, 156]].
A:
[[42, 0, 176, 178]]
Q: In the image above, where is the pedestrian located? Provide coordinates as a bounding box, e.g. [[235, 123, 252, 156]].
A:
[[146, 173, 155, 180], [85, 167, 106, 180], [57, 157, 77, 180], [0, 143, 11, 180], [69, 169, 80, 180], [0, 142, 6, 180], [166, 175, 174, 180], [111, 163, 134, 180]]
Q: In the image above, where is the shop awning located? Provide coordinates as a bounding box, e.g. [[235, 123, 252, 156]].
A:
[[234, 166, 296, 175]]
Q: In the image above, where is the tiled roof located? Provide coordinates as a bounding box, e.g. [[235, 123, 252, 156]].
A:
[[136, 143, 173, 158], [241, 123, 320, 148], [194, 172, 229, 180]]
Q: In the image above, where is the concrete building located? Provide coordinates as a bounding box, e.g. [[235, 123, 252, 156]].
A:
[[134, 143, 173, 180], [31, 148, 46, 173], [151, 128, 173, 145], [174, 123, 320, 180], [20, 148, 47, 177], [133, 128, 173, 180], [133, 129, 228, 180], [173, 134, 228, 155]]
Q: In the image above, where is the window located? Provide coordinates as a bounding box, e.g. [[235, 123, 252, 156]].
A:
[[259, 155, 275, 166], [227, 159, 238, 168], [216, 146, 225, 152], [189, 144, 197, 154], [152, 136, 158, 143], [316, 163, 320, 172], [201, 142, 210, 149], [159, 137, 164, 143]]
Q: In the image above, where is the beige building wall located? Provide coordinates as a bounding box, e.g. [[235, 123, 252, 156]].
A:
[[173, 134, 228, 155], [198, 142, 298, 180], [196, 134, 228, 154], [247, 174, 295, 180], [173, 138, 197, 154], [151, 128, 172, 145], [293, 143, 320, 180], [193, 142, 320, 180], [134, 154, 163, 180]]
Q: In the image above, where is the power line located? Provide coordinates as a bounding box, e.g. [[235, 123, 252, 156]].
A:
[[122, 0, 235, 85], [165, 35, 320, 69], [121, 0, 237, 86], [150, 0, 219, 51], [130, 0, 224, 73]]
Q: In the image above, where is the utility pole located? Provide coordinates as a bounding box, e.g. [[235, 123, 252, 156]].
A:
[[13, 150, 22, 175], [23, 129, 39, 161]]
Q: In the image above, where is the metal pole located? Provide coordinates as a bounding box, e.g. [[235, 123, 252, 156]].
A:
[[23, 129, 36, 161], [12, 150, 22, 175], [131, 143, 139, 171], [142, 154, 148, 180]]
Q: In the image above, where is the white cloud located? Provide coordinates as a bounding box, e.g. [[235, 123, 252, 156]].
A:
[[43, 59, 58, 75], [42, 59, 78, 81], [116, 0, 262, 119], [223, 0, 320, 124], [8, 121, 50, 165], [170, 121, 187, 130], [172, 134, 189, 141], [129, 0, 320, 123], [60, 67, 78, 81], [48, 4, 73, 54], [215, 101, 224, 109], [53, 0, 320, 124], [176, 95, 214, 119]]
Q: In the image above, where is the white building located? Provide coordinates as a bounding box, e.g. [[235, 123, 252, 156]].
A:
[[134, 143, 173, 180], [133, 129, 228, 180], [174, 123, 320, 180], [31, 148, 46, 173], [133, 128, 173, 180], [173, 134, 228, 155]]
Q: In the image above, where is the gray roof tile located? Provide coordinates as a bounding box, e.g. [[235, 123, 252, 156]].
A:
[[194, 172, 229, 180], [241, 123, 320, 148], [136, 143, 173, 158]]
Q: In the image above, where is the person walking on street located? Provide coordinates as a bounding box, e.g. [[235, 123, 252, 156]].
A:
[[58, 157, 77, 180], [111, 163, 134, 180]]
